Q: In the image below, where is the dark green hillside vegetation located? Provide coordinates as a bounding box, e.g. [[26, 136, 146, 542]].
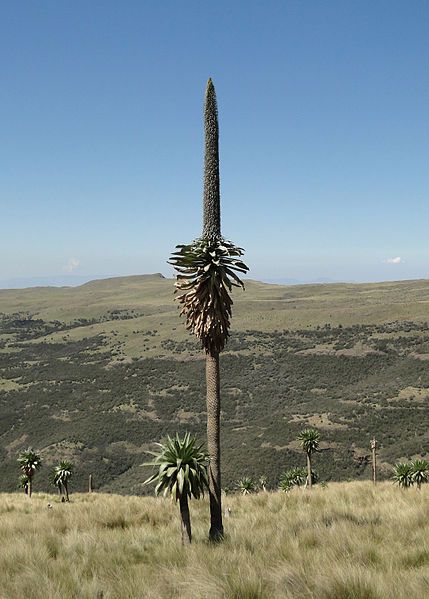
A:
[[0, 276, 429, 493]]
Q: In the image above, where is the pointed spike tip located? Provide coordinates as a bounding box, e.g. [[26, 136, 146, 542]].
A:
[[206, 78, 215, 93]]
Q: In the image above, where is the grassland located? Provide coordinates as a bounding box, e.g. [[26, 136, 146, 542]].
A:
[[1, 482, 429, 598], [0, 275, 429, 493], [1, 276, 429, 358]]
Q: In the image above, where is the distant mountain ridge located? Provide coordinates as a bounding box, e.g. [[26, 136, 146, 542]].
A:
[[0, 273, 168, 290], [263, 277, 341, 285], [2, 272, 423, 290], [0, 275, 108, 289]]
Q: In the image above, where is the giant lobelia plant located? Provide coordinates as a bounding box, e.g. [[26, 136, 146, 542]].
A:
[[169, 79, 248, 541]]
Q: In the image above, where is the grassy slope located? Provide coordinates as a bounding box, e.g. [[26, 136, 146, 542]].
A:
[[1, 275, 428, 361], [0, 274, 428, 368], [1, 275, 429, 343], [0, 275, 429, 493], [1, 482, 429, 598]]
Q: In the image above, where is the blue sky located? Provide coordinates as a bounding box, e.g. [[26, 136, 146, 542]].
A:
[[1, 1, 428, 285]]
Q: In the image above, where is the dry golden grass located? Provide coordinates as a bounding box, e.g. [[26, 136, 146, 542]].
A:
[[1, 482, 429, 598]]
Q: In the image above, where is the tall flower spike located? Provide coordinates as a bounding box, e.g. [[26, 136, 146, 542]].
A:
[[203, 78, 221, 240]]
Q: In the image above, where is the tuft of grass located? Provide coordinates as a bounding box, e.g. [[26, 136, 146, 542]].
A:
[[1, 482, 429, 598]]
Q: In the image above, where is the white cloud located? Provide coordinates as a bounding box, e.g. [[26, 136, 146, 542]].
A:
[[383, 257, 404, 265], [63, 257, 80, 273]]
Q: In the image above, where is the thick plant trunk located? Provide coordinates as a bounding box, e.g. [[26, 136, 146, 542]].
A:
[[28, 477, 33, 498], [179, 493, 192, 545], [89, 474, 93, 493], [307, 453, 312, 490], [64, 481, 69, 502], [206, 351, 223, 541]]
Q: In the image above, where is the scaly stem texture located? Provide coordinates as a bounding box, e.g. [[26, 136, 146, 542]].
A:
[[307, 453, 312, 490], [206, 351, 223, 540], [179, 494, 192, 545]]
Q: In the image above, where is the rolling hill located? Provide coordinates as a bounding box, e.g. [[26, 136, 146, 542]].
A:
[[1, 274, 428, 493]]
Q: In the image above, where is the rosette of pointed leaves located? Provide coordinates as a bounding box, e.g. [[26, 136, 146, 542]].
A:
[[392, 462, 413, 488], [410, 459, 429, 489], [298, 429, 320, 454], [18, 474, 30, 491], [237, 477, 256, 495], [169, 237, 248, 354], [144, 433, 209, 501], [18, 448, 42, 477], [51, 460, 74, 489], [279, 467, 307, 491]]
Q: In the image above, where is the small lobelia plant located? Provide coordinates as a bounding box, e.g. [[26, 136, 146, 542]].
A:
[[144, 433, 209, 545], [18, 473, 30, 495], [51, 460, 74, 501], [237, 477, 257, 495], [298, 428, 320, 490], [279, 467, 307, 492], [410, 459, 429, 489], [18, 448, 42, 498], [392, 462, 414, 488]]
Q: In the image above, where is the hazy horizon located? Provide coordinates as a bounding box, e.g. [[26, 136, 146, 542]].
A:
[[1, 271, 428, 291]]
